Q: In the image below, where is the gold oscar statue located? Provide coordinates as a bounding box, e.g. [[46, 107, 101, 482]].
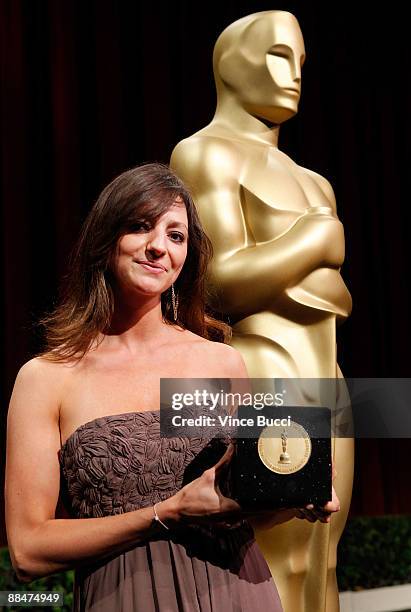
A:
[[171, 10, 354, 611]]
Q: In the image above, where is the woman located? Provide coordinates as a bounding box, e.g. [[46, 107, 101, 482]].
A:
[[5, 163, 339, 611]]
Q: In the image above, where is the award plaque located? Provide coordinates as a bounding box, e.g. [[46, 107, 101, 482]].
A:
[[230, 405, 332, 510]]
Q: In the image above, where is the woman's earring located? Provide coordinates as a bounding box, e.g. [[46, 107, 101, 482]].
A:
[[171, 284, 179, 321]]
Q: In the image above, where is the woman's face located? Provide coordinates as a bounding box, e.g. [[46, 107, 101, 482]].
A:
[[111, 198, 188, 300]]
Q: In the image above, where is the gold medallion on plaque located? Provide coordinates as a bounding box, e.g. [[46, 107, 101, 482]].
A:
[[257, 421, 312, 474]]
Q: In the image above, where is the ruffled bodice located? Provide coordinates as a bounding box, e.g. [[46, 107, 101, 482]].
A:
[[58, 410, 283, 611], [58, 410, 223, 518]]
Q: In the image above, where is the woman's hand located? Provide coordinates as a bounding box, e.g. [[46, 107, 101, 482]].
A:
[[295, 463, 340, 524], [162, 453, 341, 529], [170, 443, 242, 525], [295, 485, 340, 524]]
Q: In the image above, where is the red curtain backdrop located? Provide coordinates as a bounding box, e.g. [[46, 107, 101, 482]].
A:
[[1, 0, 410, 544]]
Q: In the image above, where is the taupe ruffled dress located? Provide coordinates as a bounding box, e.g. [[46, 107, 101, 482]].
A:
[[58, 410, 283, 611]]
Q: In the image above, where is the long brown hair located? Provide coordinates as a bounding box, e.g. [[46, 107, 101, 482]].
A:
[[40, 163, 231, 361]]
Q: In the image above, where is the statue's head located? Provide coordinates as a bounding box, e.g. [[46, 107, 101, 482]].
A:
[[213, 11, 305, 124]]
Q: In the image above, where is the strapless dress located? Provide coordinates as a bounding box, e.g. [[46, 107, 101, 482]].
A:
[[58, 410, 283, 611]]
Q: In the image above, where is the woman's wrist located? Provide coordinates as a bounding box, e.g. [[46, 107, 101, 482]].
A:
[[156, 495, 181, 525]]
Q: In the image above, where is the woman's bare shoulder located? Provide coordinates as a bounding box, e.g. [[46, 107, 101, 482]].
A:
[[14, 356, 75, 393], [206, 341, 248, 374], [8, 357, 75, 430], [19, 354, 75, 373], [176, 330, 248, 377]]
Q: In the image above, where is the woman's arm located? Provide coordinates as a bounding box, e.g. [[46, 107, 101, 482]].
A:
[[5, 359, 177, 582], [5, 359, 241, 583]]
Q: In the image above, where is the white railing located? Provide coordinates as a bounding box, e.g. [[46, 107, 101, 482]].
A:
[[340, 584, 411, 612]]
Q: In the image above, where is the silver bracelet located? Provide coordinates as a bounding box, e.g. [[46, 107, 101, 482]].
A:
[[153, 502, 170, 530]]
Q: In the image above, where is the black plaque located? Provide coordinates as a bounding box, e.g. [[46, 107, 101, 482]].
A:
[[230, 405, 332, 510]]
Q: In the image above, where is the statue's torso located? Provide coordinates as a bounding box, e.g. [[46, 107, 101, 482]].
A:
[[172, 130, 352, 376], [241, 145, 329, 239], [201, 133, 352, 316]]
